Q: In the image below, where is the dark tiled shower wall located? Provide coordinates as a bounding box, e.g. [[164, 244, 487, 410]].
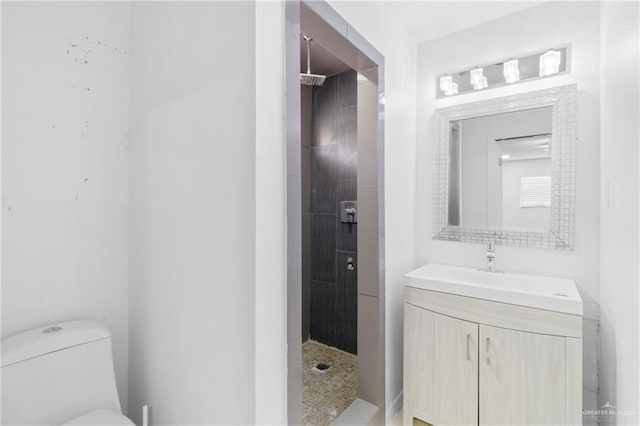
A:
[[306, 70, 358, 355]]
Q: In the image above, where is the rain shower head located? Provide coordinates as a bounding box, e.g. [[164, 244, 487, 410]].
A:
[[300, 73, 326, 86], [300, 35, 326, 86]]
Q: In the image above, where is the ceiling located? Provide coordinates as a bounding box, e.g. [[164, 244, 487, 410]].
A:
[[300, 33, 351, 77], [300, 2, 379, 82], [386, 1, 546, 43], [300, 1, 547, 77]]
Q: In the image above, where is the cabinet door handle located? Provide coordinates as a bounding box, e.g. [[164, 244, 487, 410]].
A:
[[486, 337, 491, 365], [466, 333, 471, 360]]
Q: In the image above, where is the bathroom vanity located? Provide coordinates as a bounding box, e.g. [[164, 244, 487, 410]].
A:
[[408, 83, 584, 424], [403, 263, 583, 426]]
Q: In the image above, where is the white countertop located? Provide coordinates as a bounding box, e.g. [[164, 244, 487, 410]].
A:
[[405, 263, 583, 316]]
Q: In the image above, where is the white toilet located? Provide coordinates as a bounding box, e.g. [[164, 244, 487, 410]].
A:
[[1, 320, 135, 425]]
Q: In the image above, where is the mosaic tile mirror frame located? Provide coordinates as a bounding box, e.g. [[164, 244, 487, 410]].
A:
[[433, 84, 577, 250]]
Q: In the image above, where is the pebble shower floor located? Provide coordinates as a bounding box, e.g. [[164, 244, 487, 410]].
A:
[[302, 341, 357, 425]]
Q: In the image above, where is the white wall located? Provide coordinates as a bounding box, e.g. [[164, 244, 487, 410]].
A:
[[598, 1, 640, 422], [255, 1, 287, 424], [1, 2, 131, 411], [416, 0, 601, 413], [127, 2, 257, 424], [326, 1, 418, 419]]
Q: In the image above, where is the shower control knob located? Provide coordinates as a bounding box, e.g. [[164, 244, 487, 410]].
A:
[[346, 257, 355, 271], [340, 201, 358, 223]]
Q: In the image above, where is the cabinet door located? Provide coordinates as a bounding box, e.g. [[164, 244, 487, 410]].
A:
[[404, 304, 479, 425], [479, 325, 566, 425]]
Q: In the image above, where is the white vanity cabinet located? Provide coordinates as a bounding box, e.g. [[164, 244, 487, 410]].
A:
[[405, 305, 479, 425], [404, 286, 582, 426]]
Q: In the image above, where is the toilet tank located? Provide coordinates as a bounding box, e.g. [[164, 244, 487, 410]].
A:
[[1, 320, 123, 425]]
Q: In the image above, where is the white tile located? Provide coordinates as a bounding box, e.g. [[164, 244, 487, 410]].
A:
[[357, 294, 381, 405], [332, 398, 377, 425], [357, 188, 379, 297]]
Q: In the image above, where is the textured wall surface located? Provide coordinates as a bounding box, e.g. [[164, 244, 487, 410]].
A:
[[307, 70, 358, 354], [1, 2, 131, 411], [302, 85, 312, 342]]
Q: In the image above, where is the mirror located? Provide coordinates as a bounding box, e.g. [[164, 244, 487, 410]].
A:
[[449, 107, 552, 229], [433, 85, 576, 250]]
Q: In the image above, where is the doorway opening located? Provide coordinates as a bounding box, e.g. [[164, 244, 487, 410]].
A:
[[286, 1, 386, 424]]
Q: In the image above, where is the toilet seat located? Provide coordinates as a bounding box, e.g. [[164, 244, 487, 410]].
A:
[[62, 408, 135, 426]]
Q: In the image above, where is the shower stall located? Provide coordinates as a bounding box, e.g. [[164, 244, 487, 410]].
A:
[[294, 4, 384, 422]]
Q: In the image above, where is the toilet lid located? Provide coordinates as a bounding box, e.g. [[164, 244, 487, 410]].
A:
[[62, 408, 135, 426]]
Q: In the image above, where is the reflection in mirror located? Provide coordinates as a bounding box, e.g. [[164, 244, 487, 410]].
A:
[[448, 106, 552, 229]]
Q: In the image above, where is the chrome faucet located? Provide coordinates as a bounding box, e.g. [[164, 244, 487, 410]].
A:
[[486, 241, 496, 272]]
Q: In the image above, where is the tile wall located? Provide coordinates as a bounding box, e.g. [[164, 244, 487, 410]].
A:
[[303, 70, 358, 354]]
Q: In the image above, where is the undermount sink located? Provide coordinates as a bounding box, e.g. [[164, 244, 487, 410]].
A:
[[405, 263, 583, 316]]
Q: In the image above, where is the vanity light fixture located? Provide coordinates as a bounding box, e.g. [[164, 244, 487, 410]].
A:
[[435, 46, 568, 98], [470, 68, 488, 90], [503, 59, 520, 84], [539, 49, 562, 76]]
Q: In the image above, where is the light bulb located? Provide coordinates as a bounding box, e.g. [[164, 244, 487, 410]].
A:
[[503, 59, 520, 84], [539, 50, 561, 77], [470, 67, 484, 88], [445, 82, 458, 96], [440, 75, 453, 93], [473, 76, 488, 90]]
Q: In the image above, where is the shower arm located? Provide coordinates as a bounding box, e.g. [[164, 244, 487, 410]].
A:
[[305, 36, 312, 75]]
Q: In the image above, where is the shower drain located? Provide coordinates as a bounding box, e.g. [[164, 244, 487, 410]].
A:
[[312, 362, 331, 373]]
